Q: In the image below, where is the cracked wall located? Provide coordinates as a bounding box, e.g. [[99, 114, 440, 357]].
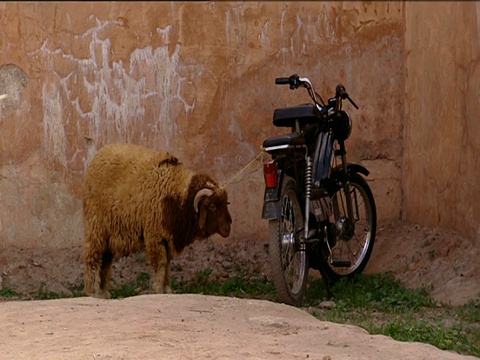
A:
[[0, 2, 405, 249], [404, 2, 480, 242]]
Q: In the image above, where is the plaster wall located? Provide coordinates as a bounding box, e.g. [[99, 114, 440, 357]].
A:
[[404, 2, 480, 242], [0, 2, 405, 249]]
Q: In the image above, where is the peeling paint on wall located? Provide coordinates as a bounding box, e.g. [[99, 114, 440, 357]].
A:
[[32, 17, 200, 170], [43, 82, 67, 168], [258, 20, 270, 46], [0, 63, 29, 119]]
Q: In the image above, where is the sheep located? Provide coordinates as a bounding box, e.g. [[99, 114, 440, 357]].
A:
[[83, 143, 232, 298]]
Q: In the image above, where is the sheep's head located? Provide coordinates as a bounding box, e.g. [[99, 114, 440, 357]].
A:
[[194, 187, 232, 238]]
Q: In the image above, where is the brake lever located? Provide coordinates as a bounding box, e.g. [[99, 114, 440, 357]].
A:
[[347, 96, 359, 110], [336, 84, 359, 110]]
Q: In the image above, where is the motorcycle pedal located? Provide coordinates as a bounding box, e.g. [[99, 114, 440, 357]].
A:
[[330, 259, 351, 267]]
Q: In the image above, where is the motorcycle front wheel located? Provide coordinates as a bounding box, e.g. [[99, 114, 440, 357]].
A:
[[268, 175, 309, 307], [324, 172, 377, 280]]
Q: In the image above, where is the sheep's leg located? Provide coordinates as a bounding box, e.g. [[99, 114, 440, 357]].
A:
[[99, 251, 113, 299], [84, 241, 104, 298], [164, 258, 172, 294], [84, 225, 111, 299], [146, 239, 170, 294]]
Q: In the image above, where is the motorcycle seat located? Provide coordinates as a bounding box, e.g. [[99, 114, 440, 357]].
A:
[[273, 104, 321, 128], [262, 133, 305, 148]]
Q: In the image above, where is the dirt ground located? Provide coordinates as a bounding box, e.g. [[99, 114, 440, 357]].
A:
[[0, 220, 479, 359]]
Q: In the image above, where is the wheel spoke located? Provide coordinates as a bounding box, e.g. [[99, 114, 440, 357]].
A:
[[269, 177, 308, 306], [327, 175, 375, 276]]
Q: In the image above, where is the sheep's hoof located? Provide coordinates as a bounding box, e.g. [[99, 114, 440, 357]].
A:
[[153, 285, 163, 294], [153, 284, 172, 294], [92, 290, 111, 299]]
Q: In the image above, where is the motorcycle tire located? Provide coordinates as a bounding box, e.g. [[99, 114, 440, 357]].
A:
[[323, 172, 377, 281], [268, 175, 309, 307]]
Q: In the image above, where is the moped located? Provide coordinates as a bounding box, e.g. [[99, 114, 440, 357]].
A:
[[262, 74, 377, 306]]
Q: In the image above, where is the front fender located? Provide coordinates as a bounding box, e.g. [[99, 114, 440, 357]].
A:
[[322, 163, 370, 196], [332, 163, 370, 177]]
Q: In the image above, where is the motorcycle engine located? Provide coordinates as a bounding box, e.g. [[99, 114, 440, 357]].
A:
[[310, 195, 333, 222]]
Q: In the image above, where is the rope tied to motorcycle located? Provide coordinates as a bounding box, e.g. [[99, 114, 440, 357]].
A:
[[220, 150, 267, 188]]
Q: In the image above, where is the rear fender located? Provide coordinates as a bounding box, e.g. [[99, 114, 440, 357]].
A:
[[261, 168, 284, 220]]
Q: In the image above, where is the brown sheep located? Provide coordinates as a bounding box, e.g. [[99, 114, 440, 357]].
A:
[[83, 143, 232, 298]]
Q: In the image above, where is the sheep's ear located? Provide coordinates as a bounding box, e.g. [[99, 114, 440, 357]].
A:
[[158, 155, 178, 167], [198, 205, 207, 230]]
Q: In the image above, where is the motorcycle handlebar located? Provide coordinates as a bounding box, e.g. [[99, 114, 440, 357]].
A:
[[275, 74, 301, 90], [275, 77, 290, 85], [275, 74, 359, 110]]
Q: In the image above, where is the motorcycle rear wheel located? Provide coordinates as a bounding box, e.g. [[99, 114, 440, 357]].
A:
[[324, 172, 377, 280], [268, 175, 309, 307]]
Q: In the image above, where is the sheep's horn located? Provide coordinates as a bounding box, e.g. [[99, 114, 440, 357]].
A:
[[194, 188, 214, 212]]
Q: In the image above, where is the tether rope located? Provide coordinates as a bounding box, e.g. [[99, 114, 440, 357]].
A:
[[221, 150, 267, 188]]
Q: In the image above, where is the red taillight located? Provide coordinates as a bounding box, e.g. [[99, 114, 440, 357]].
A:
[[263, 160, 278, 188]]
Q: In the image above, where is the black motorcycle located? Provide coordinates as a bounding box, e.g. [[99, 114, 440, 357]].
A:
[[261, 74, 377, 306]]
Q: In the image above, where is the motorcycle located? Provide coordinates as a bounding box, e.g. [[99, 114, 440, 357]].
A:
[[261, 74, 377, 306]]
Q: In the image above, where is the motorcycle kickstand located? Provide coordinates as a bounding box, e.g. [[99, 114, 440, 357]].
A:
[[318, 263, 334, 299]]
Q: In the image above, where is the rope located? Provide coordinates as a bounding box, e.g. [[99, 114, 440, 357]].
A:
[[221, 150, 267, 188]]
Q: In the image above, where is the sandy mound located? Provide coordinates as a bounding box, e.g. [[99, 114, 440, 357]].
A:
[[1, 294, 477, 360]]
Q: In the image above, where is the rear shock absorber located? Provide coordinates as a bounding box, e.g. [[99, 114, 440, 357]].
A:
[[303, 155, 313, 249]]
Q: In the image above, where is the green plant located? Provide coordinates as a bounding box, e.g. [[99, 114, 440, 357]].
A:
[[172, 269, 277, 301], [337, 273, 433, 312], [377, 318, 480, 355], [303, 273, 479, 357], [0, 287, 22, 297], [136, 272, 150, 290], [109, 272, 151, 299], [173, 268, 215, 294], [136, 253, 147, 264], [110, 283, 138, 299], [36, 283, 66, 300], [69, 283, 85, 298]]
